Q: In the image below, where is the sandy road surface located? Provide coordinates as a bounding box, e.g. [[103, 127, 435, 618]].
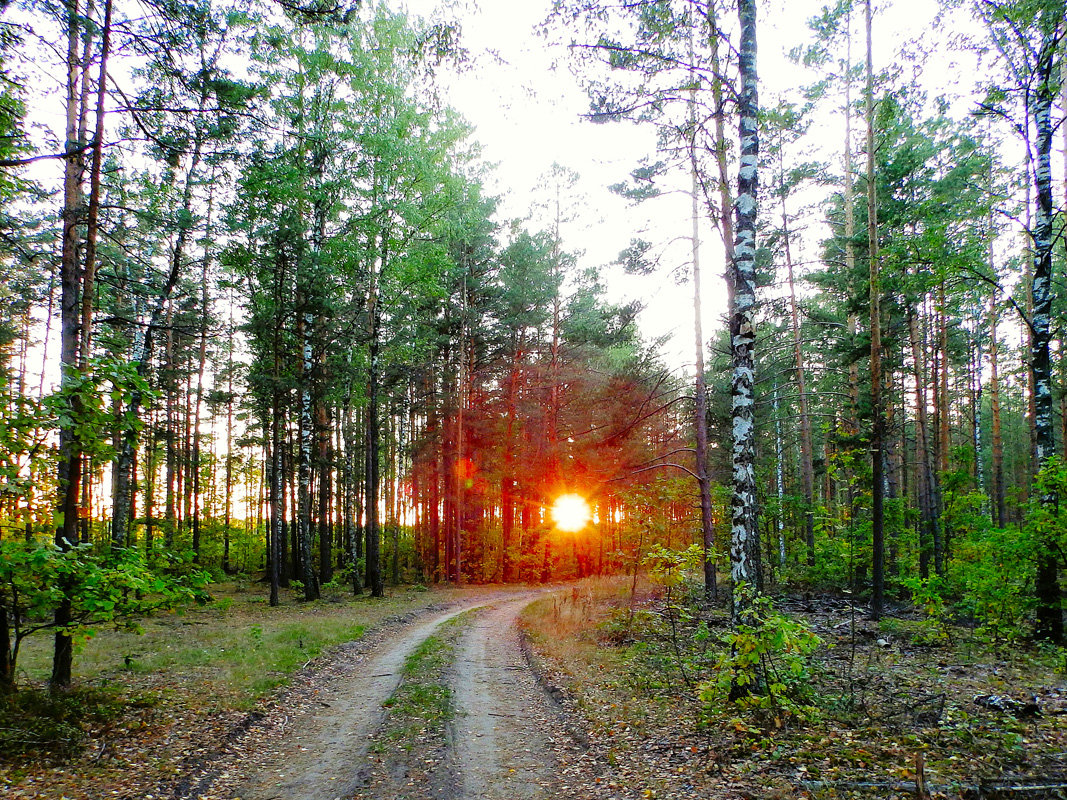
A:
[[216, 587, 573, 800], [452, 597, 561, 799], [233, 601, 476, 800]]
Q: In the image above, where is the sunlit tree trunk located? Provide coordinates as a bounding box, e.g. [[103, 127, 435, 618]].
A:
[[687, 20, 715, 600]]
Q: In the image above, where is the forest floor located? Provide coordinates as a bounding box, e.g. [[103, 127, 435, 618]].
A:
[[1, 577, 1065, 799]]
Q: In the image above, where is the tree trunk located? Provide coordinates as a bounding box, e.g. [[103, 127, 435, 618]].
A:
[[843, 17, 860, 436], [688, 21, 716, 599], [988, 294, 1007, 528], [908, 304, 940, 581], [317, 400, 333, 587], [782, 187, 816, 568], [1030, 16, 1062, 644], [365, 240, 384, 598], [52, 0, 91, 690], [864, 0, 885, 620], [190, 187, 213, 563], [297, 300, 319, 601], [730, 0, 760, 623]]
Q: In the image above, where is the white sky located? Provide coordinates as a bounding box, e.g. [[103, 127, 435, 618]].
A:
[[399, 0, 961, 371]]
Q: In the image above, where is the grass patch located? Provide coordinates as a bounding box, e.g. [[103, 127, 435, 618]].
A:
[[16, 583, 453, 703], [356, 610, 473, 800], [374, 611, 471, 751]]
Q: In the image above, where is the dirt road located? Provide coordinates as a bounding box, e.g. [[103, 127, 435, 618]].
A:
[[452, 597, 561, 799], [189, 588, 582, 800]]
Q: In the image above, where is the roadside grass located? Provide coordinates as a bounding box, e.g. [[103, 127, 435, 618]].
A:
[[355, 610, 474, 800], [2, 581, 466, 779], [375, 611, 472, 751], [521, 578, 1067, 799], [16, 582, 454, 700], [519, 576, 664, 737]]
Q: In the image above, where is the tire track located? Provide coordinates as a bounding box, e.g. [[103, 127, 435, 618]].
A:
[[235, 602, 480, 800], [451, 597, 564, 800]]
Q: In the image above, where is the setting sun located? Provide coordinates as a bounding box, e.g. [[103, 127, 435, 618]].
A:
[[551, 494, 591, 532]]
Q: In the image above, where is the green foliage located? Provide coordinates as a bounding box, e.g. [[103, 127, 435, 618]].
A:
[[900, 576, 952, 645], [0, 394, 52, 508], [643, 543, 703, 589], [698, 592, 821, 725], [44, 358, 155, 467], [0, 542, 210, 690], [1026, 457, 1067, 556], [949, 516, 1032, 647]]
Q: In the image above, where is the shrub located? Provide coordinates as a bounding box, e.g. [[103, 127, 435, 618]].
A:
[[698, 591, 821, 726]]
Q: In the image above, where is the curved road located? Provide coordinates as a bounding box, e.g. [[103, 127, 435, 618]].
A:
[[227, 588, 569, 800]]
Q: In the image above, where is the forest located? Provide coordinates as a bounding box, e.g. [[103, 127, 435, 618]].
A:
[[0, 0, 1065, 795]]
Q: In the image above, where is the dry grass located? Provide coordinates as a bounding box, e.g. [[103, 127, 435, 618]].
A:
[[520, 577, 1067, 800]]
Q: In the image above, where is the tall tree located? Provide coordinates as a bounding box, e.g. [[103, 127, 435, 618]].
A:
[[977, 0, 1065, 643], [730, 0, 760, 620], [863, 0, 885, 620]]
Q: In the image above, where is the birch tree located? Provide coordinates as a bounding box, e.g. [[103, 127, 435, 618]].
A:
[[729, 0, 760, 620], [977, 0, 1065, 644]]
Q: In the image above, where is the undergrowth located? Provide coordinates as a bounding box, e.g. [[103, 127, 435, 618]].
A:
[[521, 574, 1067, 799], [0, 685, 156, 761]]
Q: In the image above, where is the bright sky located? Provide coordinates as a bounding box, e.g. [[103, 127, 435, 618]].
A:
[[398, 0, 964, 372], [402, 0, 714, 369]]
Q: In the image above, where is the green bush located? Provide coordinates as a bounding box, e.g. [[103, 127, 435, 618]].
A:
[[698, 591, 821, 726]]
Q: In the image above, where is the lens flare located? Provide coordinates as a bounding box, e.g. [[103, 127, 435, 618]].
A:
[[551, 493, 591, 532]]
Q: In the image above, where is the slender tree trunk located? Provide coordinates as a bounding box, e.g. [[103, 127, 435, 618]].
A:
[[501, 338, 521, 582], [342, 387, 363, 595], [297, 303, 319, 601], [1061, 70, 1067, 464], [688, 21, 715, 599], [864, 0, 885, 620], [781, 186, 816, 567], [730, 0, 760, 623], [317, 401, 333, 586], [53, 0, 89, 690], [988, 294, 1007, 527], [937, 283, 951, 477], [908, 305, 939, 580], [77, 0, 111, 372], [773, 391, 786, 569], [365, 241, 384, 598], [969, 322, 983, 488], [190, 188, 213, 563]]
